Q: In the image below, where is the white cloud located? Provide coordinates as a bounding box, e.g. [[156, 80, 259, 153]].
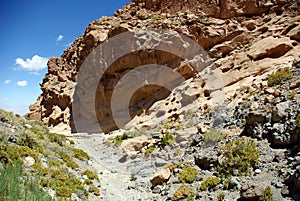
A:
[[4, 80, 11, 84], [56, 34, 64, 42], [17, 80, 27, 87], [15, 55, 48, 72]]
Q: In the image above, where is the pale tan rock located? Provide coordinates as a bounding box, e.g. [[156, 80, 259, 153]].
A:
[[247, 36, 293, 60], [120, 135, 149, 155], [150, 168, 171, 187], [137, 8, 149, 20], [24, 156, 35, 167]]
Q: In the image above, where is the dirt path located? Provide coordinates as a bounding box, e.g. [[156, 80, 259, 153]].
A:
[[68, 133, 156, 201]]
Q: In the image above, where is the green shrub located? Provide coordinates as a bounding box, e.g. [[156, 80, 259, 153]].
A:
[[113, 133, 128, 147], [48, 133, 66, 146], [59, 152, 79, 169], [47, 159, 63, 167], [200, 177, 221, 191], [71, 148, 90, 161], [173, 184, 194, 201], [82, 170, 100, 181], [216, 192, 225, 201], [178, 165, 199, 183], [259, 186, 273, 201], [268, 67, 292, 87], [218, 137, 259, 177], [161, 132, 174, 146], [130, 176, 137, 181], [165, 162, 183, 172], [89, 185, 100, 196], [145, 146, 155, 155]]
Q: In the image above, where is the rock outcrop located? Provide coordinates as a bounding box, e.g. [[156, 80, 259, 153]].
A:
[[27, 0, 300, 133]]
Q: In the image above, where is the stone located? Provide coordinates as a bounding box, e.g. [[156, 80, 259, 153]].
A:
[[155, 158, 168, 167], [120, 135, 149, 155], [247, 36, 292, 61], [27, 0, 300, 136], [240, 183, 266, 201], [281, 185, 289, 197], [254, 169, 262, 174], [195, 148, 219, 170], [152, 186, 161, 194], [150, 168, 171, 187], [245, 111, 267, 125], [151, 132, 161, 139], [272, 101, 290, 122], [136, 9, 149, 20], [23, 156, 35, 167], [230, 177, 241, 190]]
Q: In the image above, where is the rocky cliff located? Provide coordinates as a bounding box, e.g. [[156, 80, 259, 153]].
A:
[[28, 0, 300, 133]]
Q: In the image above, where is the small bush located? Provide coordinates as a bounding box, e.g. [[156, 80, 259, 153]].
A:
[[47, 159, 63, 167], [89, 185, 100, 196], [268, 67, 292, 87], [202, 129, 225, 148], [145, 146, 155, 155], [59, 152, 79, 169], [165, 162, 183, 172], [173, 184, 194, 201], [82, 170, 100, 182], [218, 137, 259, 177], [48, 133, 66, 146], [160, 131, 174, 147], [216, 192, 225, 201], [178, 165, 199, 183], [259, 186, 273, 201], [130, 176, 137, 181], [200, 177, 221, 191], [71, 148, 90, 161], [113, 133, 128, 147]]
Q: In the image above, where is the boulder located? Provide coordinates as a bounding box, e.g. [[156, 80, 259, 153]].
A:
[[24, 156, 35, 167], [240, 183, 267, 201], [120, 135, 149, 155], [150, 168, 171, 187], [247, 36, 292, 61]]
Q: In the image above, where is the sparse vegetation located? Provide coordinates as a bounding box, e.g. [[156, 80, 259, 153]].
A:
[[130, 176, 137, 181], [145, 146, 155, 155], [200, 177, 221, 191], [178, 165, 199, 183], [259, 186, 273, 201], [165, 162, 183, 172], [0, 109, 98, 200], [173, 184, 194, 201], [89, 184, 100, 196], [82, 170, 100, 181], [71, 148, 90, 160], [289, 90, 297, 100], [48, 133, 66, 146], [202, 129, 226, 148], [268, 67, 292, 87], [217, 137, 259, 177], [0, 162, 52, 201], [215, 192, 225, 201], [112, 133, 129, 147]]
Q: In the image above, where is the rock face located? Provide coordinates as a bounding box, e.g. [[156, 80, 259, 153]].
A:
[[27, 0, 300, 133]]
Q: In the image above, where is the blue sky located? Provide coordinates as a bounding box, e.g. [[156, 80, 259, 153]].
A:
[[0, 0, 130, 115]]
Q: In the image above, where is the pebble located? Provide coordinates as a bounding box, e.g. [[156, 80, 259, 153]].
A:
[[255, 169, 262, 174]]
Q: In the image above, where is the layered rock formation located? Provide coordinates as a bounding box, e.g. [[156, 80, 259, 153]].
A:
[[28, 0, 300, 133]]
